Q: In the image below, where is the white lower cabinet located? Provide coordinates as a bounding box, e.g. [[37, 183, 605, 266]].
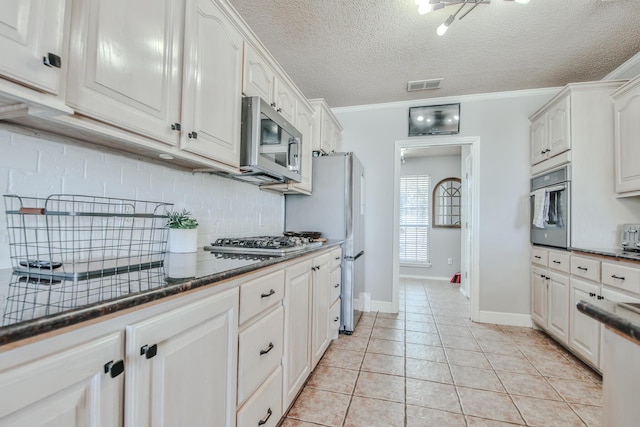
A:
[[531, 265, 548, 326], [237, 366, 282, 427], [282, 259, 312, 410], [0, 332, 124, 426], [311, 252, 332, 369], [329, 298, 341, 341], [569, 277, 601, 367], [237, 306, 284, 404], [125, 288, 239, 427], [546, 271, 570, 345]]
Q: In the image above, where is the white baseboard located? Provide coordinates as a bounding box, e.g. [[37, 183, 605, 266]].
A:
[[400, 274, 452, 281], [354, 298, 397, 314], [476, 311, 533, 328]]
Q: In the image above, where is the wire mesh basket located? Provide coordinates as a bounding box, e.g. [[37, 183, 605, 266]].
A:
[[4, 194, 173, 280]]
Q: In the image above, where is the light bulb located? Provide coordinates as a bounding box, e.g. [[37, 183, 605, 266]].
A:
[[416, 115, 425, 122], [418, 3, 433, 14], [437, 22, 449, 36]]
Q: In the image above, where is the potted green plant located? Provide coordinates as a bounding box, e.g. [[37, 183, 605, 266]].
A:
[[166, 209, 199, 253]]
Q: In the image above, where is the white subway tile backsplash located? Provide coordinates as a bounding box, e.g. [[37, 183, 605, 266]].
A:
[[0, 126, 285, 269]]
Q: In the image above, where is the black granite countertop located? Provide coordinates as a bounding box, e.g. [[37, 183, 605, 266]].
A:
[[571, 247, 640, 263], [577, 299, 640, 345], [0, 241, 342, 346]]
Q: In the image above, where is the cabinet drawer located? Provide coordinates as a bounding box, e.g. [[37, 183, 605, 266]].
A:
[[237, 366, 283, 427], [548, 251, 570, 273], [602, 262, 640, 294], [330, 267, 341, 304], [531, 247, 548, 266], [330, 247, 342, 269], [238, 306, 284, 403], [239, 270, 285, 325], [329, 298, 341, 341], [570, 256, 600, 282]]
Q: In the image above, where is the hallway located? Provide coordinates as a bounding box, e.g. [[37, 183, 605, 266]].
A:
[[281, 278, 602, 426]]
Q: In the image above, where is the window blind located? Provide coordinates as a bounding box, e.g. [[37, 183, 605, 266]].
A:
[[399, 175, 430, 264]]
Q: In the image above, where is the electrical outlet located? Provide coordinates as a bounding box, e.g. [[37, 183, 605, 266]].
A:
[[448, 258, 453, 265]]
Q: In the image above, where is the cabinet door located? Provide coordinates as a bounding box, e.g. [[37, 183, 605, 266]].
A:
[[181, 0, 242, 167], [242, 42, 275, 103], [547, 271, 569, 344], [614, 84, 640, 194], [531, 265, 548, 326], [273, 79, 296, 124], [569, 277, 600, 367], [125, 288, 238, 427], [66, 0, 183, 145], [320, 108, 335, 155], [291, 102, 314, 193], [311, 253, 331, 369], [0, 0, 66, 94], [283, 260, 312, 409], [0, 332, 124, 426], [547, 96, 571, 158], [530, 116, 547, 165]]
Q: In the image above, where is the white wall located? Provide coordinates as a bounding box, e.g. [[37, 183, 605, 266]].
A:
[[334, 89, 558, 316], [0, 126, 284, 269], [400, 155, 461, 279]]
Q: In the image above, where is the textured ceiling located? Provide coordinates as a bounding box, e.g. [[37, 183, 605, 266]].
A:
[[228, 0, 640, 108]]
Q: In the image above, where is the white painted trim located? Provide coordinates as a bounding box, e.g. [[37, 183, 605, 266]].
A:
[[604, 50, 640, 80], [459, 286, 469, 298], [333, 87, 561, 114], [399, 274, 452, 281], [476, 311, 533, 328], [370, 300, 396, 313], [392, 136, 481, 323]]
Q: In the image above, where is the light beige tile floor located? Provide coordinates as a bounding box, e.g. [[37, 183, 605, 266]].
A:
[[281, 278, 602, 426]]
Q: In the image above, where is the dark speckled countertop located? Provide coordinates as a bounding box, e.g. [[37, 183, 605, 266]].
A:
[[578, 299, 640, 345], [571, 247, 640, 263], [0, 241, 342, 346]]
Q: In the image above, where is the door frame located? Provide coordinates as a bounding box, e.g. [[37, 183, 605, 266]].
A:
[[392, 136, 481, 321]]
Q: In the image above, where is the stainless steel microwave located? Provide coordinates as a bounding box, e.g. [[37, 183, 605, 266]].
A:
[[236, 96, 302, 184]]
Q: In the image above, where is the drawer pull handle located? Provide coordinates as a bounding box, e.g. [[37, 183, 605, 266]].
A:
[[334, 283, 340, 288], [611, 274, 626, 281], [258, 408, 272, 426], [259, 342, 274, 356], [589, 292, 596, 297], [534, 255, 541, 259], [597, 295, 604, 300], [577, 266, 588, 271], [261, 289, 276, 298], [140, 344, 158, 359], [334, 316, 339, 322], [104, 360, 125, 378], [335, 256, 341, 260], [552, 260, 561, 264]]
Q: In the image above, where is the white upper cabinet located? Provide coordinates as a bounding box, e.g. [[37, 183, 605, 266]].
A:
[[292, 101, 314, 193], [309, 99, 343, 155], [612, 75, 640, 197], [243, 42, 275, 104], [0, 0, 67, 94], [66, 0, 183, 146], [180, 0, 242, 167], [530, 95, 570, 166], [242, 42, 296, 124]]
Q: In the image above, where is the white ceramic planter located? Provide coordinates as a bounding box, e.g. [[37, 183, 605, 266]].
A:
[[168, 228, 198, 253], [166, 252, 198, 278]]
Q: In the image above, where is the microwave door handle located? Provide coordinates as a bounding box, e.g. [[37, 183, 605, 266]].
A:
[[288, 138, 300, 171]]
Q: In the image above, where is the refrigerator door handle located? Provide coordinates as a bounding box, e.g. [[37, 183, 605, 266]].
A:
[[345, 250, 364, 261]]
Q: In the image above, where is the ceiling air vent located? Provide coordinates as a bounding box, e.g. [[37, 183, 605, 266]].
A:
[[407, 78, 443, 92]]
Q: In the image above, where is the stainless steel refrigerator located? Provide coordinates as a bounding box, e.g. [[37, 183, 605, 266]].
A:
[[285, 153, 365, 334]]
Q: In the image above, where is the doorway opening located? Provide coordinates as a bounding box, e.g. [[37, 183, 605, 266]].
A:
[[392, 137, 480, 321]]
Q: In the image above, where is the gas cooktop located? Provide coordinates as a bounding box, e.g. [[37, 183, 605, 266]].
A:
[[205, 235, 322, 256]]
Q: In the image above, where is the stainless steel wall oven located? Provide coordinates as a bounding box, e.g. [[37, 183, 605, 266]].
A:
[[530, 165, 571, 249]]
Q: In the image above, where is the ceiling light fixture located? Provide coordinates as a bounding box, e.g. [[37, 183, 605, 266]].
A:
[[415, 0, 529, 36]]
